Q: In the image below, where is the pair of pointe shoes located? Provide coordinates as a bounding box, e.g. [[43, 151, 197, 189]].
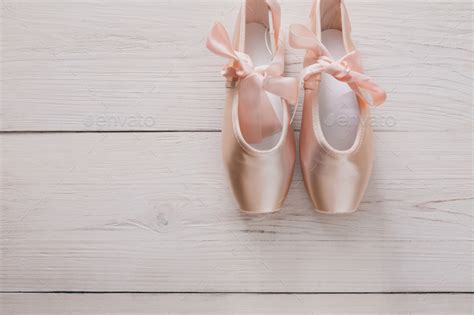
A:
[[207, 0, 386, 214]]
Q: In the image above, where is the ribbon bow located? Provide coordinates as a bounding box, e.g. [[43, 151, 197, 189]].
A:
[[206, 22, 298, 143], [289, 24, 386, 106]]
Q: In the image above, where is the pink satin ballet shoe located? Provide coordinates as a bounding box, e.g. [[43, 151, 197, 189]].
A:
[[289, 0, 386, 214], [206, 0, 298, 213]]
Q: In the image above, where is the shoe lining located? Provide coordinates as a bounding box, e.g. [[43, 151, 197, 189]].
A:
[[240, 22, 284, 150], [318, 29, 359, 151]]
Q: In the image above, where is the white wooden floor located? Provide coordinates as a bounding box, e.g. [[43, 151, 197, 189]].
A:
[[0, 0, 472, 314]]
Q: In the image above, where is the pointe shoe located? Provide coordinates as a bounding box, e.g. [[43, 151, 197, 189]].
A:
[[206, 0, 298, 213], [289, 0, 386, 214]]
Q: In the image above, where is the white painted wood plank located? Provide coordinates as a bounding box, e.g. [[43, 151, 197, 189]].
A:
[[1, 293, 473, 314], [1, 1, 471, 131], [2, 239, 472, 292], [1, 132, 472, 291], [1, 132, 472, 242]]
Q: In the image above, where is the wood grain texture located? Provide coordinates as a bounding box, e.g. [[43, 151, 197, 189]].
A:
[[0, 1, 473, 312], [1, 293, 473, 314], [1, 1, 472, 131], [1, 132, 472, 291]]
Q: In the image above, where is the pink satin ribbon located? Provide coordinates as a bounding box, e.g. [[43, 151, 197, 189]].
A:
[[289, 24, 386, 107], [206, 22, 298, 143]]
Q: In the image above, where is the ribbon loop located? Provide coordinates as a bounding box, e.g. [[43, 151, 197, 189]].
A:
[[289, 24, 386, 107], [206, 21, 300, 143]]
